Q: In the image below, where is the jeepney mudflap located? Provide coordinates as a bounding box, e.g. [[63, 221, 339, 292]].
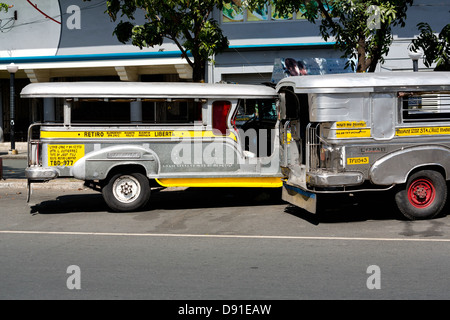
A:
[[282, 182, 317, 214]]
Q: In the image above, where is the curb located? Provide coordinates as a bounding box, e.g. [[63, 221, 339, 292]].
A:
[[0, 142, 27, 159], [0, 154, 27, 160], [0, 179, 86, 190]]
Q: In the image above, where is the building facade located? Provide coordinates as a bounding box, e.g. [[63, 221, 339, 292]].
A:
[[0, 0, 448, 142]]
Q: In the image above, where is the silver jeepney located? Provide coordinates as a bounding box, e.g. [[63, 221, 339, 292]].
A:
[[22, 82, 282, 212], [278, 72, 450, 220]]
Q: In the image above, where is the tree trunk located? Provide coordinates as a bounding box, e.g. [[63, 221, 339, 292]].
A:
[[192, 60, 206, 83], [368, 60, 378, 72], [356, 34, 368, 73], [367, 28, 385, 72]]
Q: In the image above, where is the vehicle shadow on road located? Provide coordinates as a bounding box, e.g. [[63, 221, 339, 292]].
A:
[[29, 187, 285, 215], [31, 187, 447, 224], [29, 193, 108, 215], [147, 187, 284, 210], [284, 191, 406, 224]]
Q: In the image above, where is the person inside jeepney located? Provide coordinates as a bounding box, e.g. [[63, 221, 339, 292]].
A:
[[284, 58, 308, 76], [297, 61, 307, 75]]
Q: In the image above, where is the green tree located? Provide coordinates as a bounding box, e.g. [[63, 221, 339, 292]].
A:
[[411, 23, 450, 71], [247, 0, 413, 72], [0, 3, 10, 12], [105, 0, 229, 82]]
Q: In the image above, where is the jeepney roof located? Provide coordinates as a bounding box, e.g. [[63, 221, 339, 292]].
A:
[[276, 72, 450, 93], [21, 81, 278, 99]]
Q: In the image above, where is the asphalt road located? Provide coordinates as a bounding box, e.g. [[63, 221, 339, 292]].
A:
[[1, 186, 449, 301], [1, 158, 27, 179]]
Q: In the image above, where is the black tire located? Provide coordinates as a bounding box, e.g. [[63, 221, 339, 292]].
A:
[[102, 172, 151, 212], [395, 170, 447, 220]]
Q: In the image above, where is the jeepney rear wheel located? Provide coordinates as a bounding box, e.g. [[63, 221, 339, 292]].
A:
[[395, 170, 447, 220], [102, 172, 151, 212]]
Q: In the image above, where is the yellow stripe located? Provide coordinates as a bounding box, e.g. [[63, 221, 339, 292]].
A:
[[155, 177, 282, 188], [41, 130, 236, 141]]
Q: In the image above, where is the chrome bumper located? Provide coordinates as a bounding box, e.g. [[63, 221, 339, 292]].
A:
[[307, 171, 364, 187], [25, 166, 59, 181]]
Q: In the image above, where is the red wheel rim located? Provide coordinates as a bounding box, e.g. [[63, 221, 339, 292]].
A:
[[407, 178, 436, 208]]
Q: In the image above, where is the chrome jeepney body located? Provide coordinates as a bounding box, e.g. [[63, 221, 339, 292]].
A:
[[277, 72, 450, 220], [22, 82, 281, 211]]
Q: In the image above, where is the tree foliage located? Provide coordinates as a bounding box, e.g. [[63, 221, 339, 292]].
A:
[[105, 0, 229, 82], [0, 3, 10, 12], [411, 23, 450, 71], [246, 0, 413, 72]]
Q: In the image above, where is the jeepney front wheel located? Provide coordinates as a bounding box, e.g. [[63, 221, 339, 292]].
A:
[[102, 172, 151, 212], [395, 170, 447, 220]]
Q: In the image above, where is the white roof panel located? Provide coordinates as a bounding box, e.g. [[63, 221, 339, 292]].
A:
[[276, 72, 450, 93], [21, 82, 278, 99]]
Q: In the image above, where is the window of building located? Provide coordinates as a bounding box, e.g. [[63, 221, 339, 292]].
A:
[[222, 1, 306, 23]]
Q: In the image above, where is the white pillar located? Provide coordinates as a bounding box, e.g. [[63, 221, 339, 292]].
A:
[[44, 98, 55, 122], [130, 100, 142, 123], [0, 89, 3, 142], [64, 100, 72, 127]]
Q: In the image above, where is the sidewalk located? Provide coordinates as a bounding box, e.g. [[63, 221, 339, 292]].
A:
[[0, 142, 85, 190], [0, 142, 27, 159]]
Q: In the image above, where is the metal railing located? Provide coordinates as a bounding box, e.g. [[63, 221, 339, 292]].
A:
[[306, 123, 321, 171]]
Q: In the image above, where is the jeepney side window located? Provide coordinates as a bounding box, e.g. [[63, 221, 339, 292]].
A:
[[70, 98, 202, 124], [152, 99, 202, 124], [235, 99, 277, 128], [212, 100, 232, 134], [235, 99, 256, 127], [71, 100, 130, 123], [286, 93, 300, 120], [259, 99, 277, 121], [400, 92, 450, 122]]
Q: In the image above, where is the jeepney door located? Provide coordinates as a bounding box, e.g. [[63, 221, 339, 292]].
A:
[[279, 90, 302, 168], [278, 89, 316, 212], [371, 93, 396, 140]]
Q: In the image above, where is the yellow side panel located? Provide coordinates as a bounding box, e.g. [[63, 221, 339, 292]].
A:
[[156, 177, 283, 188]]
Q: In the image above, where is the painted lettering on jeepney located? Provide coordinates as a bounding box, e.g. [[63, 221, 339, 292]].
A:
[[41, 130, 175, 139], [347, 157, 369, 165], [334, 121, 371, 138], [336, 129, 371, 138], [395, 126, 450, 136], [336, 121, 367, 128], [48, 144, 85, 167], [137, 131, 173, 138], [84, 131, 105, 138], [40, 130, 237, 141]]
